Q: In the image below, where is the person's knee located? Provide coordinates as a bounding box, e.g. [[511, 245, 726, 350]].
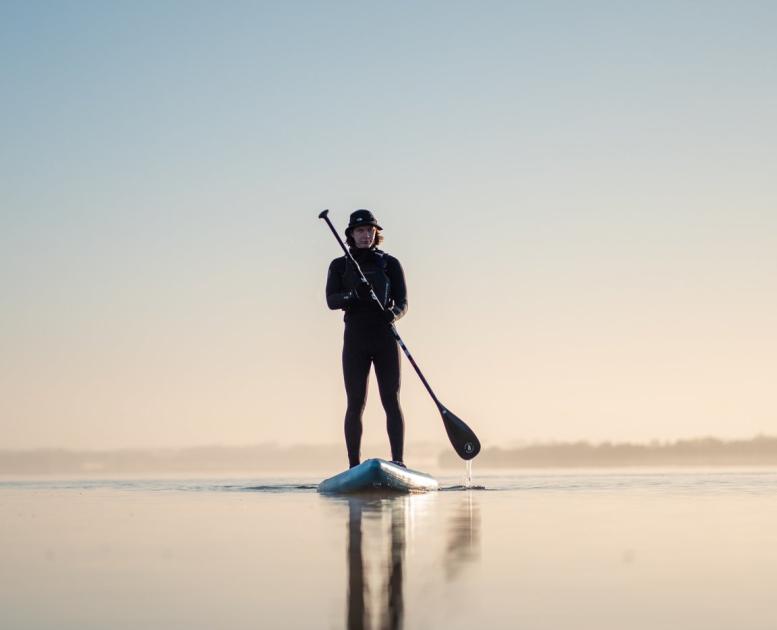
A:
[[379, 393, 401, 412], [346, 397, 367, 414]]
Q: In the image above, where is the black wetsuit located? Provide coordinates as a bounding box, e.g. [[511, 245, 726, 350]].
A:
[[326, 247, 408, 467]]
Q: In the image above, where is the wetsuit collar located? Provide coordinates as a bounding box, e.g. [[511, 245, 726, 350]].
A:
[[350, 246, 376, 261]]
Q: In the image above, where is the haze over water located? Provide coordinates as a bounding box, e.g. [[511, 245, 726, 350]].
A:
[[3, 469, 776, 629]]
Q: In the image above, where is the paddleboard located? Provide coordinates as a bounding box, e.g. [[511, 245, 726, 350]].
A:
[[318, 458, 439, 494]]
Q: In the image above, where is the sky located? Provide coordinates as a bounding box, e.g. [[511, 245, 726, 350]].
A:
[[2, 1, 776, 451]]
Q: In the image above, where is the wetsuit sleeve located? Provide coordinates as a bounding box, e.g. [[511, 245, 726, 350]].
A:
[[326, 258, 356, 310], [386, 257, 408, 321]]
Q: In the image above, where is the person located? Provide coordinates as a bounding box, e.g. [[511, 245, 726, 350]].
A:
[[326, 209, 408, 468]]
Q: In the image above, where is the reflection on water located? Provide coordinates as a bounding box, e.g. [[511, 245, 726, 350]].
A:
[[444, 492, 480, 582], [4, 475, 777, 629], [343, 493, 480, 630], [347, 499, 369, 630]]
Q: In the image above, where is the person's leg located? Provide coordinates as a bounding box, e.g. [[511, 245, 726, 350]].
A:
[[373, 328, 404, 463], [343, 328, 372, 468]]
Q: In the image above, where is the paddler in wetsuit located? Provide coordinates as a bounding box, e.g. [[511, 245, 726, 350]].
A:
[[325, 209, 408, 469]]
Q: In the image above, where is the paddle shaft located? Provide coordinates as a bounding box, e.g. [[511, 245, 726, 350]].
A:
[[318, 211, 444, 408]]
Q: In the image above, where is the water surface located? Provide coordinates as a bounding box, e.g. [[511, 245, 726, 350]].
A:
[[2, 469, 776, 629]]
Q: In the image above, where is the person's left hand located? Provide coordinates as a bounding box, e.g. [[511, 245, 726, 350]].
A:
[[382, 308, 396, 324]]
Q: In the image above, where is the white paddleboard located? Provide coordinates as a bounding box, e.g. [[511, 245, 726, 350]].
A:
[[318, 458, 438, 494]]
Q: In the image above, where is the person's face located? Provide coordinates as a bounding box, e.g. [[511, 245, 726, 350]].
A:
[[352, 225, 377, 249]]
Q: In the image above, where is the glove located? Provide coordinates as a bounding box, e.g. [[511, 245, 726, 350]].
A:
[[382, 308, 396, 324], [354, 278, 374, 302]]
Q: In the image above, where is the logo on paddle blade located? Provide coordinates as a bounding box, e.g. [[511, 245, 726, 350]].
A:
[[464, 442, 474, 454]]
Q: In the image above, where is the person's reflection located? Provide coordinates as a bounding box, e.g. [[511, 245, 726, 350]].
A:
[[347, 498, 369, 630], [346, 497, 406, 630], [382, 499, 404, 630], [344, 492, 480, 629]]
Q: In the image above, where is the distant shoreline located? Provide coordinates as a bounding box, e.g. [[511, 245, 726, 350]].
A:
[[439, 436, 777, 468], [2, 437, 777, 474]]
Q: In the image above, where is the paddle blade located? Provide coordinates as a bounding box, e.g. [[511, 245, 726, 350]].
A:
[[439, 406, 481, 460]]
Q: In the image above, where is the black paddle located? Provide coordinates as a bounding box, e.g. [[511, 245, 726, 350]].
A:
[[319, 209, 481, 461]]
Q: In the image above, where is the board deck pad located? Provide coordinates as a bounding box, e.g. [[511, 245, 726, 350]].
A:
[[318, 458, 439, 494]]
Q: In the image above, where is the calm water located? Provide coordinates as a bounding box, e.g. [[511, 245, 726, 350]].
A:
[[2, 469, 777, 629]]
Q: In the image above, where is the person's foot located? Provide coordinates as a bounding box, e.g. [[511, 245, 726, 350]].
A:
[[391, 460, 406, 468], [349, 462, 360, 469]]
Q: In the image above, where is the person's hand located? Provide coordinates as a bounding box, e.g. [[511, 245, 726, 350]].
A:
[[354, 278, 373, 302], [382, 308, 396, 324]]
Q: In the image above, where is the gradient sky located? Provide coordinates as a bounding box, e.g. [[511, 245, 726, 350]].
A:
[[2, 1, 776, 450]]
